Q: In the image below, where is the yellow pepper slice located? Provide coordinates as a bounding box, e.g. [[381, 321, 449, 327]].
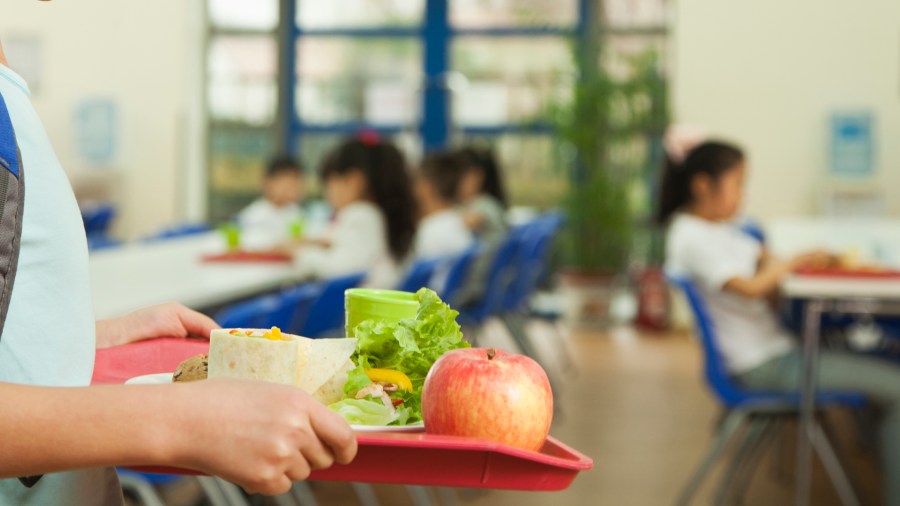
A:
[[366, 368, 413, 391], [262, 326, 285, 341]]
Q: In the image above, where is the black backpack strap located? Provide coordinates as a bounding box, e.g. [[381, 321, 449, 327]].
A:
[[0, 90, 37, 488]]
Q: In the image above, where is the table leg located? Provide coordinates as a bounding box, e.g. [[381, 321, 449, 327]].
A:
[[795, 299, 824, 506]]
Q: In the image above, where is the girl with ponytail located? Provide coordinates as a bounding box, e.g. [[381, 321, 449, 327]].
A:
[[661, 129, 900, 506], [298, 134, 417, 288]]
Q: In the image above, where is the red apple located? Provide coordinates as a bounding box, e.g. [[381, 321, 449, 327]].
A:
[[422, 347, 553, 451]]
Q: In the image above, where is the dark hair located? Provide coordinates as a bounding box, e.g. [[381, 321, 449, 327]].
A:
[[455, 146, 508, 208], [320, 137, 417, 262], [420, 151, 467, 202], [656, 140, 744, 224], [265, 155, 303, 178]]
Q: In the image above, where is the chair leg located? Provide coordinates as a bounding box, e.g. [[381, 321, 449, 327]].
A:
[[405, 486, 436, 506], [813, 421, 862, 506], [289, 481, 320, 506], [675, 410, 747, 506], [713, 416, 770, 505], [117, 472, 166, 506], [544, 316, 579, 379], [435, 487, 459, 506], [500, 313, 538, 359], [196, 476, 236, 506], [725, 417, 782, 506], [350, 482, 381, 506]]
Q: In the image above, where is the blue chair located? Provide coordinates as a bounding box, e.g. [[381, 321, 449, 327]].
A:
[[81, 203, 116, 236], [86, 234, 122, 252], [436, 244, 482, 306], [299, 272, 366, 338], [215, 283, 322, 332], [668, 274, 865, 505], [143, 222, 211, 242], [396, 256, 446, 293]]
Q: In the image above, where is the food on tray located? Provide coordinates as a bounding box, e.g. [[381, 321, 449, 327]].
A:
[[172, 354, 208, 382], [205, 327, 356, 403], [422, 347, 553, 452], [328, 288, 470, 426]]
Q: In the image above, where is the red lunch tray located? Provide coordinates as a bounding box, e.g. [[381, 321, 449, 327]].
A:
[[201, 251, 293, 264], [93, 338, 593, 491], [793, 267, 900, 279]]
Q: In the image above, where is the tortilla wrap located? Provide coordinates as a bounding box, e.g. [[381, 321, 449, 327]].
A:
[[312, 359, 354, 404], [298, 338, 358, 394], [207, 329, 301, 385]]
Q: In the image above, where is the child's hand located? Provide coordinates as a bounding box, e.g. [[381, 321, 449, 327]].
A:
[[96, 303, 219, 349], [169, 379, 357, 495]]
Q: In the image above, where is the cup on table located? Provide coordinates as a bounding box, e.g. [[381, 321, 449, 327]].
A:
[[219, 224, 241, 252], [345, 288, 419, 337], [289, 217, 305, 240]]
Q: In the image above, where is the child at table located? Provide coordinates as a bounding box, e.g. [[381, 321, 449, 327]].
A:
[[298, 133, 417, 288], [455, 146, 508, 244], [236, 156, 305, 249], [659, 138, 900, 506], [414, 151, 474, 258]]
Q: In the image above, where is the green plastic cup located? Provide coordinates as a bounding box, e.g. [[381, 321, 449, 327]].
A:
[[345, 288, 419, 337], [219, 224, 241, 251], [289, 217, 305, 239]]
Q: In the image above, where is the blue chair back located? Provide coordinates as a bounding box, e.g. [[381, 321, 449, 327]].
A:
[[738, 218, 766, 244], [215, 283, 322, 332], [438, 244, 482, 306], [396, 256, 446, 293], [500, 214, 563, 312], [82, 204, 116, 236], [299, 272, 366, 338], [457, 225, 530, 325], [667, 274, 865, 410], [143, 223, 211, 242], [87, 234, 122, 252]]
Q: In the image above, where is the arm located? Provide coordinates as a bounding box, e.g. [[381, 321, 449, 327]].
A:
[[723, 250, 832, 299], [0, 379, 357, 495], [96, 302, 218, 349]]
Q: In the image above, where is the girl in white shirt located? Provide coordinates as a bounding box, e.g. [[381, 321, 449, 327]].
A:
[[455, 146, 508, 245], [660, 140, 900, 506], [300, 135, 417, 288]]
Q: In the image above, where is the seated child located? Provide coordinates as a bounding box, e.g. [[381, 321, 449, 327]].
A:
[[660, 139, 900, 506], [236, 156, 305, 249], [414, 152, 474, 258], [298, 134, 417, 289], [455, 146, 508, 244]]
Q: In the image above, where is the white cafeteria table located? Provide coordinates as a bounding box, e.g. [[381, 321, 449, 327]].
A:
[[782, 273, 900, 506], [90, 233, 307, 319]]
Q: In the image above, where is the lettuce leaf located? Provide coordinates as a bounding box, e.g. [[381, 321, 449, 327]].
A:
[[352, 288, 469, 391], [339, 288, 469, 426], [328, 398, 399, 426]]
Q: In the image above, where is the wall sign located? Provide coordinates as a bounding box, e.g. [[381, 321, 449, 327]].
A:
[[830, 111, 874, 178]]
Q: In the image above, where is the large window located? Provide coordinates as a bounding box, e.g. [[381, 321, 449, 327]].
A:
[[206, 0, 669, 222]]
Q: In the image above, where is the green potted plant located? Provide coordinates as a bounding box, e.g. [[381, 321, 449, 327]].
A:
[[551, 29, 668, 327]]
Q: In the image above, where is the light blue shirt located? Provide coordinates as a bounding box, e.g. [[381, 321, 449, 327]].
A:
[[0, 64, 121, 505]]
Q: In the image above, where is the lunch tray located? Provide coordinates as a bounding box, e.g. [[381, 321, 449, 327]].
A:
[[201, 251, 293, 264], [793, 267, 900, 279], [93, 338, 593, 491]]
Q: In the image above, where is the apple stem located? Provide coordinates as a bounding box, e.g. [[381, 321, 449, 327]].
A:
[[487, 348, 496, 360]]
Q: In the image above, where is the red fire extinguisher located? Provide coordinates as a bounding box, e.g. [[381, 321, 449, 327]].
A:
[[635, 267, 670, 331]]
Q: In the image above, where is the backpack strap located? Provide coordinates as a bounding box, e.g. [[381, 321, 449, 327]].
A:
[[0, 91, 24, 339], [0, 91, 37, 488]]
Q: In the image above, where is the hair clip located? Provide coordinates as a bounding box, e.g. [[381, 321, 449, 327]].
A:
[[358, 129, 381, 146]]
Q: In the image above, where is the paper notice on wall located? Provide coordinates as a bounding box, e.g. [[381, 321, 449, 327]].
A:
[[830, 111, 874, 178], [74, 98, 119, 168]]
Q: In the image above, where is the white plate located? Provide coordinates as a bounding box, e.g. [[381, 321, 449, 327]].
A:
[[124, 373, 426, 432], [125, 372, 173, 385], [351, 422, 425, 432]]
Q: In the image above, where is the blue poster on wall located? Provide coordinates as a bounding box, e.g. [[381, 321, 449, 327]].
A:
[[830, 111, 874, 178], [74, 98, 118, 167]]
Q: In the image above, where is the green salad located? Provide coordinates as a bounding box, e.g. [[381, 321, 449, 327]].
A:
[[329, 288, 470, 425]]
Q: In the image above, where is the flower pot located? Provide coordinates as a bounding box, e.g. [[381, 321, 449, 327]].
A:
[[557, 269, 619, 329]]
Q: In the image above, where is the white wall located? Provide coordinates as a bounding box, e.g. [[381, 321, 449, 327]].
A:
[[672, 0, 900, 222], [0, 0, 205, 238]]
